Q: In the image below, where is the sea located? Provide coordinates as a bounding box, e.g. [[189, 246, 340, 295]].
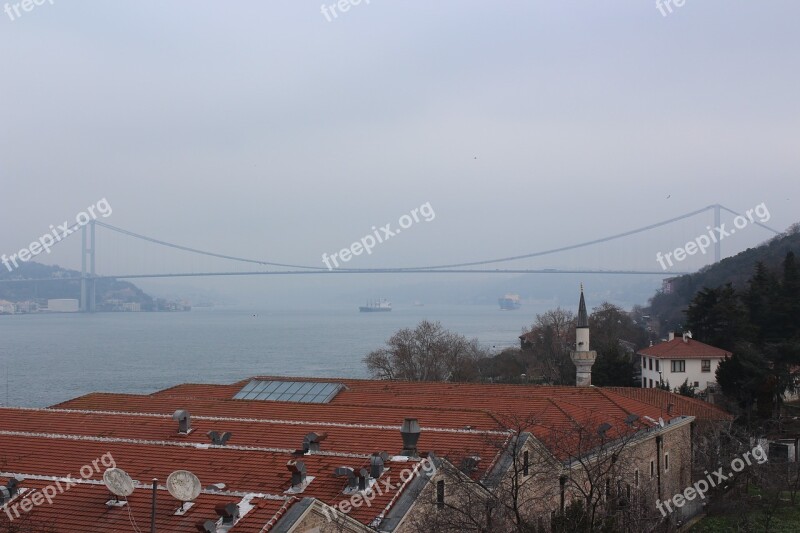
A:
[[0, 304, 549, 408]]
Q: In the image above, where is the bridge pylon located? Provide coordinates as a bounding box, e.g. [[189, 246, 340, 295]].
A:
[[80, 221, 96, 312]]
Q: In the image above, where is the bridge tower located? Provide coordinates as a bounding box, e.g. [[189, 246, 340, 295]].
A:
[[80, 220, 96, 312]]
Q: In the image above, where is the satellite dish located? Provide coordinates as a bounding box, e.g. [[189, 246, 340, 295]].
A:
[[166, 470, 201, 503], [103, 468, 135, 498]]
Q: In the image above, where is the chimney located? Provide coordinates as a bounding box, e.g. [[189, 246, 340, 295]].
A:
[[570, 285, 597, 387], [302, 432, 328, 454], [287, 460, 307, 490], [400, 418, 421, 456], [370, 452, 389, 478], [173, 409, 191, 434], [668, 331, 675, 341], [683, 331, 692, 343], [357, 468, 369, 490], [214, 503, 240, 525]]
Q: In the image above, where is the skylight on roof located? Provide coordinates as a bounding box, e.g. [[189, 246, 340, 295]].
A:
[[233, 380, 344, 403]]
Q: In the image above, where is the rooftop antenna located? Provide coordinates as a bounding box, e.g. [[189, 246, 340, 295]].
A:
[[166, 470, 202, 515], [102, 468, 135, 507]]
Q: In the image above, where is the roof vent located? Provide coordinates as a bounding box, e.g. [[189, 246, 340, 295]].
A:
[[287, 460, 307, 490], [0, 477, 22, 504], [370, 452, 389, 478], [195, 520, 217, 533], [400, 418, 421, 456], [357, 468, 370, 491], [334, 467, 358, 491], [215, 503, 240, 525], [207, 431, 232, 446], [597, 423, 612, 438], [683, 331, 692, 343], [460, 456, 481, 473], [668, 331, 675, 341], [624, 414, 639, 427], [302, 432, 328, 454], [173, 409, 192, 435]]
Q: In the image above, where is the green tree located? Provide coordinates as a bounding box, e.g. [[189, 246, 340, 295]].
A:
[[685, 283, 750, 352], [674, 378, 697, 398]]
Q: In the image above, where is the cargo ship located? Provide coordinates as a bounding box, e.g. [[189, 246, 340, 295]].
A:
[[498, 293, 521, 310], [359, 298, 392, 312]]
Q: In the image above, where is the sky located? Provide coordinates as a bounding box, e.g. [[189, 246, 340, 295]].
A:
[[1, 1, 798, 305]]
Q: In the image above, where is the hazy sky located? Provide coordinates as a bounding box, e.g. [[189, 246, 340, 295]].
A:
[[1, 1, 798, 301]]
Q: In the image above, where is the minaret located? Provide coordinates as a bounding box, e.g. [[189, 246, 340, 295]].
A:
[[571, 284, 597, 387]]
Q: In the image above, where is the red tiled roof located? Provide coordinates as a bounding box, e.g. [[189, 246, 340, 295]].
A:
[[1, 375, 701, 531], [604, 387, 734, 421], [0, 432, 418, 526], [0, 479, 291, 533], [637, 338, 731, 359]]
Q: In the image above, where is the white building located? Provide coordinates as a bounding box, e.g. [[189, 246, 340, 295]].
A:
[[0, 300, 15, 314], [639, 331, 731, 391], [47, 299, 80, 313]]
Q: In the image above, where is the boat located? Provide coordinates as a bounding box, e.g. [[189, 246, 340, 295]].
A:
[[359, 298, 392, 312], [498, 293, 521, 310]]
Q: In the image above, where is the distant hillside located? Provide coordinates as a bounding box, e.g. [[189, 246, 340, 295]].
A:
[[647, 225, 800, 333], [0, 261, 153, 306]]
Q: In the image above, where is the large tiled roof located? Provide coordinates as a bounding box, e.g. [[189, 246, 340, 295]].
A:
[[1, 376, 704, 531], [637, 337, 732, 359]]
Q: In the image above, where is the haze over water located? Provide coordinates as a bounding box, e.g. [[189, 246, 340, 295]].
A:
[[0, 303, 549, 408]]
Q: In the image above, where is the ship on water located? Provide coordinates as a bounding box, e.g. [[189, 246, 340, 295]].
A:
[[359, 298, 392, 312], [498, 293, 521, 310]]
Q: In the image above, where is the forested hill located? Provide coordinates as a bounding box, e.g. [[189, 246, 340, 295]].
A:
[[0, 261, 152, 305], [648, 225, 800, 332]]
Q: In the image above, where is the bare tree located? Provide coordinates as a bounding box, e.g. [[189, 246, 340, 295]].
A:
[[364, 320, 486, 381]]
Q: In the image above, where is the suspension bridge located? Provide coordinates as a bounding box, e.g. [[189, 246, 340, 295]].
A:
[[0, 204, 782, 311]]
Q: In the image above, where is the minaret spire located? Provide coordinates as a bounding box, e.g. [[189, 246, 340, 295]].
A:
[[577, 284, 588, 329], [571, 284, 597, 387]]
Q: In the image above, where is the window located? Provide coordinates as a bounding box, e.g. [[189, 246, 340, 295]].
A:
[[649, 379, 653, 388], [642, 377, 647, 388], [436, 480, 445, 508], [523, 450, 529, 476], [656, 360, 660, 372], [649, 358, 653, 371], [650, 460, 655, 478], [701, 360, 711, 372], [671, 360, 685, 373], [634, 469, 639, 487], [664, 453, 669, 471], [694, 381, 699, 388]]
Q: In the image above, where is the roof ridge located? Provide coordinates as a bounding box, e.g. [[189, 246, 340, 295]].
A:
[[3, 407, 508, 435]]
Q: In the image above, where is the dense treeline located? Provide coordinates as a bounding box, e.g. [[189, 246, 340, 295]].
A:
[[684, 252, 800, 418]]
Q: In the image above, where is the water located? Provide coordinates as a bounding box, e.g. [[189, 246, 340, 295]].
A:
[[0, 304, 544, 407]]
